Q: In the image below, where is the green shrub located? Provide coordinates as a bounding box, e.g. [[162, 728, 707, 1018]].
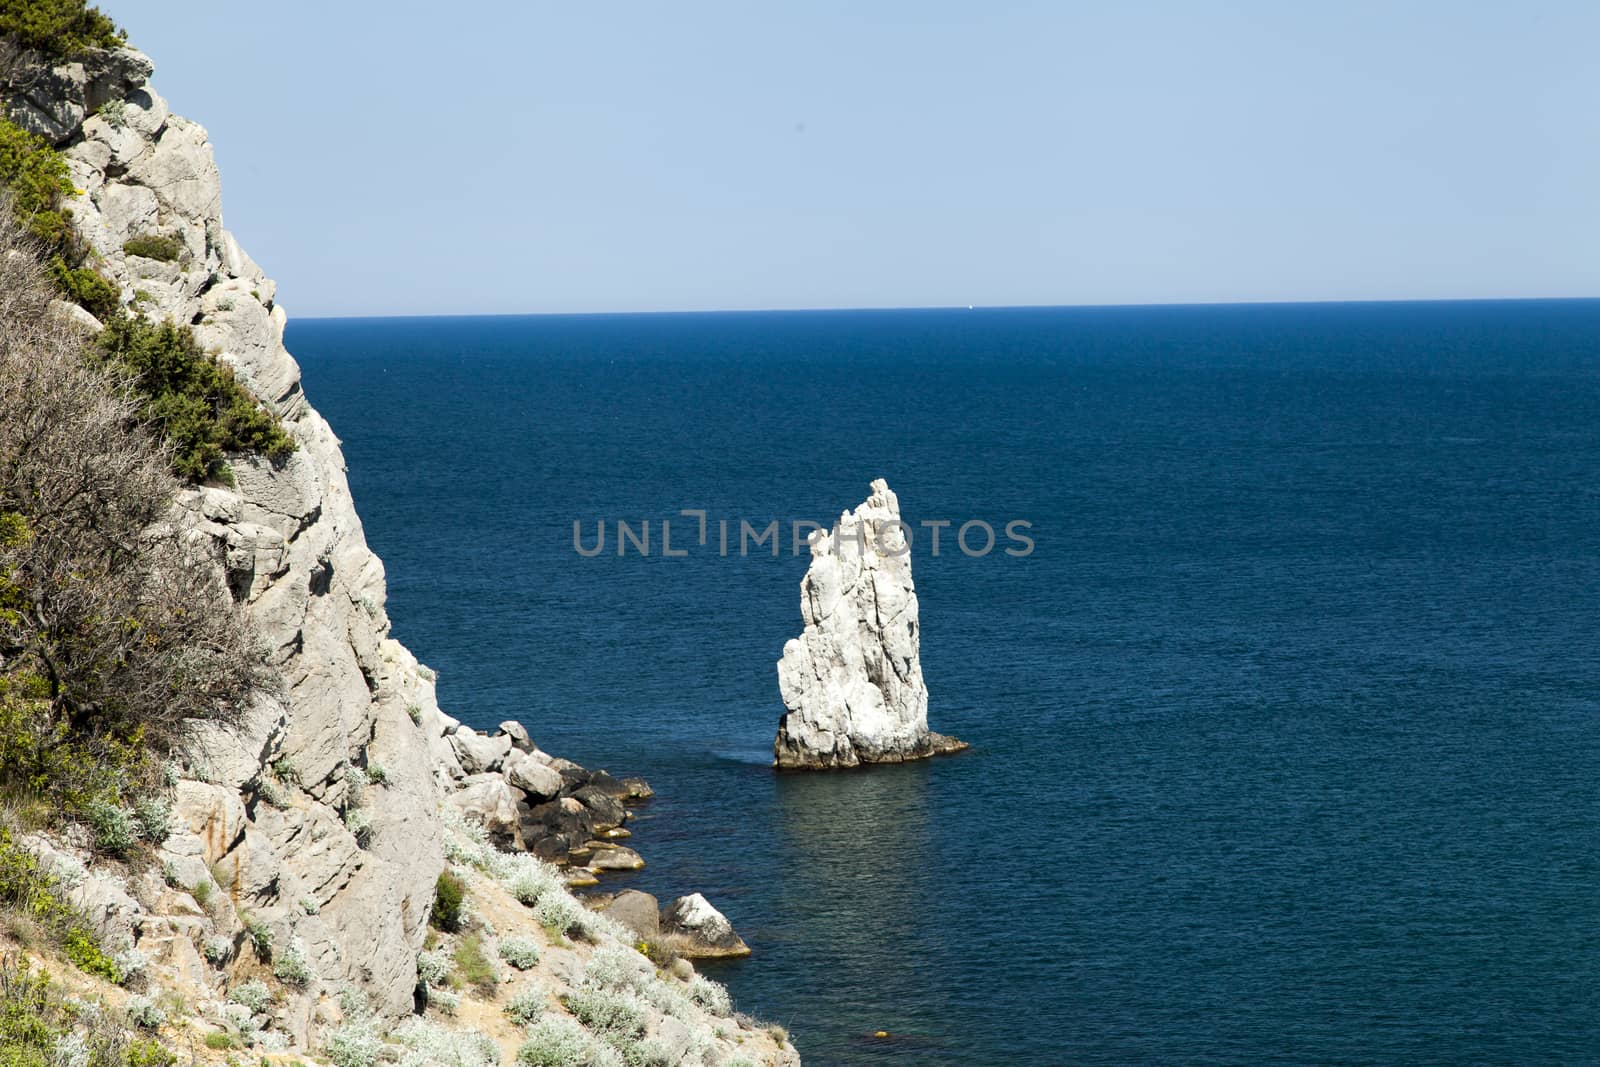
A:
[[0, 827, 119, 980], [1, 117, 124, 319], [563, 983, 647, 1040], [414, 947, 451, 990], [0, 118, 72, 236], [0, 0, 125, 56], [96, 98, 127, 128], [272, 937, 312, 987], [502, 989, 544, 1027], [0, 674, 166, 842], [431, 871, 465, 933], [227, 979, 271, 1015], [204, 1031, 238, 1050], [50, 259, 121, 319], [533, 893, 584, 939], [428, 987, 460, 1016], [125, 1039, 176, 1067], [121, 233, 183, 263], [453, 932, 497, 998], [0, 240, 269, 844], [498, 935, 540, 970], [0, 953, 173, 1067], [516, 1016, 622, 1067], [92, 315, 296, 483]]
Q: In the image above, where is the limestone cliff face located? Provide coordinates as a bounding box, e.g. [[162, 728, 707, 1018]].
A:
[[10, 43, 450, 1019], [774, 479, 967, 769], [3, 41, 800, 1066]]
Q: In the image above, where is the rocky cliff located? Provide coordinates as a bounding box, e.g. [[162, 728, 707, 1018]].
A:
[[775, 479, 966, 769], [2, 33, 795, 1066]]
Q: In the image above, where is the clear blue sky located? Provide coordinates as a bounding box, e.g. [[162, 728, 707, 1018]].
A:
[[109, 1, 1599, 317]]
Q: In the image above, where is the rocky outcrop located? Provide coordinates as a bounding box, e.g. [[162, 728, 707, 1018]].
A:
[[15, 43, 450, 1028], [661, 894, 752, 959], [4, 29, 797, 1064], [438, 718, 653, 875], [1, 39, 153, 142], [774, 479, 967, 769], [596, 890, 662, 942]]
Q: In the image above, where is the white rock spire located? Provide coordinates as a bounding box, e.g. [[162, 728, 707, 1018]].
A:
[[774, 479, 966, 769]]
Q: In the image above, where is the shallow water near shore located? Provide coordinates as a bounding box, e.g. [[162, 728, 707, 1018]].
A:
[[293, 302, 1600, 1066]]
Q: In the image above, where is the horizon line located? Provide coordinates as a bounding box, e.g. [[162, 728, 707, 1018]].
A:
[[291, 294, 1600, 322]]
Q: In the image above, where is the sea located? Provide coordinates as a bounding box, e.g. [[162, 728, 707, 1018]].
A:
[[289, 301, 1600, 1066]]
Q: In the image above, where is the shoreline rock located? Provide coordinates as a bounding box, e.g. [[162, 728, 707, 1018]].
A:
[[662, 893, 753, 959], [774, 478, 968, 769], [440, 717, 656, 875]]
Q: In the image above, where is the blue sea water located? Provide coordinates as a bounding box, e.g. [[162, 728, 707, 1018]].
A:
[[289, 302, 1600, 1066]]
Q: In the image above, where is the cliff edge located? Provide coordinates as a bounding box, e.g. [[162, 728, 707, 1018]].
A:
[[1, 25, 795, 1066]]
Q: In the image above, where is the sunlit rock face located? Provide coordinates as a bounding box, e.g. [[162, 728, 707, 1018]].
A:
[[36, 45, 447, 1020], [774, 479, 966, 770]]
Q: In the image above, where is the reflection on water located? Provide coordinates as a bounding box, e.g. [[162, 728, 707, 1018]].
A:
[[762, 762, 961, 1060]]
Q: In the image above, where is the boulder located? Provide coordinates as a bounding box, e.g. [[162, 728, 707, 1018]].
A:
[[660, 893, 751, 959], [549, 758, 590, 791], [572, 786, 627, 831], [48, 299, 102, 335], [448, 774, 523, 851], [774, 478, 968, 769], [588, 846, 645, 872], [497, 720, 535, 752], [597, 889, 659, 941], [586, 769, 654, 800], [504, 748, 563, 801], [448, 728, 511, 775], [2, 55, 87, 142], [518, 798, 595, 864]]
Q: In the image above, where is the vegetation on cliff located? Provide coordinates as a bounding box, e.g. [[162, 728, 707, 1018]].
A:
[[0, 117, 120, 320], [0, 954, 173, 1067], [0, 0, 124, 58], [92, 315, 297, 482], [0, 211, 268, 844], [1, 122, 295, 482]]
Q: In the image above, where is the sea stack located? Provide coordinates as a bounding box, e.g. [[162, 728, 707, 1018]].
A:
[[774, 479, 968, 769]]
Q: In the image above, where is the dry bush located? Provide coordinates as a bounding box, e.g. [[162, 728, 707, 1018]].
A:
[[0, 204, 268, 812]]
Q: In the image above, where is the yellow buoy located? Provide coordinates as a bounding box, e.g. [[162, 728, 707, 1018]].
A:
[[874, 1031, 890, 1039]]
